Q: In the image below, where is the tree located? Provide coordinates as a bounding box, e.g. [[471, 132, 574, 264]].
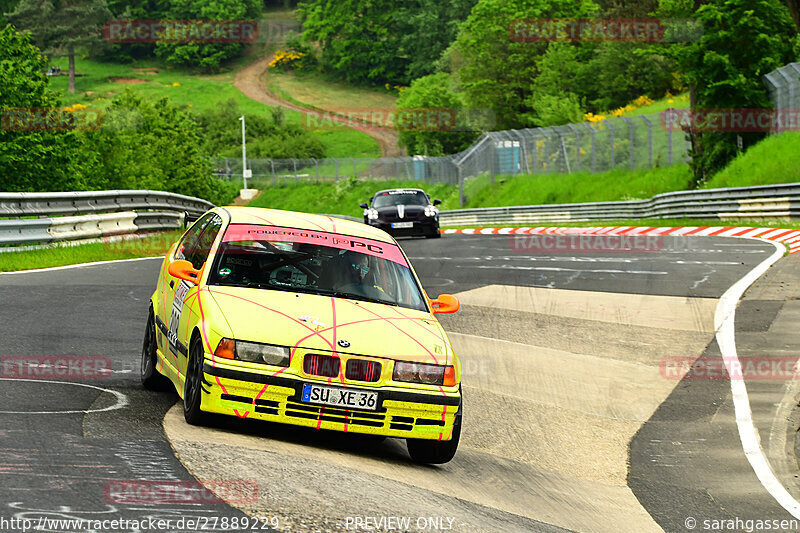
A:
[[0, 0, 20, 25], [194, 99, 326, 159], [448, 0, 597, 130], [7, 0, 112, 93], [396, 0, 477, 82], [153, 0, 261, 72], [0, 24, 92, 192], [666, 0, 796, 184], [77, 89, 236, 204], [394, 73, 479, 155], [300, 0, 406, 85], [786, 0, 800, 31], [299, 0, 476, 86]]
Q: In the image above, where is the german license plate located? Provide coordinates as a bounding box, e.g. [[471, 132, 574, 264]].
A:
[[391, 222, 414, 229], [302, 383, 379, 411]]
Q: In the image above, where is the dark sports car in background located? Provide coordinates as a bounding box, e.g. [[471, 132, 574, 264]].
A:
[[360, 188, 442, 238]]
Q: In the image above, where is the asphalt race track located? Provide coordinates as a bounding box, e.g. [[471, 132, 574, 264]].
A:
[[1, 234, 800, 532]]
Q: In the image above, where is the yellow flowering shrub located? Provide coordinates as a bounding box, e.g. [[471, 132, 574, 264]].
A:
[[269, 50, 306, 71]]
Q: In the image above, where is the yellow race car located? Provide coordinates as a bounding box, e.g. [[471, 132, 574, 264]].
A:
[[141, 206, 463, 464]]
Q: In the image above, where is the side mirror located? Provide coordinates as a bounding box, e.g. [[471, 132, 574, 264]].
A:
[[184, 211, 201, 229], [429, 294, 459, 314], [360, 203, 368, 209], [432, 199, 442, 206], [169, 259, 202, 284]]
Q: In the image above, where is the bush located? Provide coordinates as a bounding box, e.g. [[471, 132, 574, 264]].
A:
[[0, 24, 91, 192], [153, 0, 261, 72], [395, 73, 479, 156], [76, 89, 233, 204], [194, 99, 326, 160]]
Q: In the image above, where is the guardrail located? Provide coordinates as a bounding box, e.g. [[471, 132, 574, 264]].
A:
[[0, 190, 214, 247], [439, 183, 800, 226], [3, 183, 797, 247]]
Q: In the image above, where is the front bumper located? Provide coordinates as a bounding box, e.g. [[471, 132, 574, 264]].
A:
[[201, 361, 460, 440], [367, 218, 439, 237]]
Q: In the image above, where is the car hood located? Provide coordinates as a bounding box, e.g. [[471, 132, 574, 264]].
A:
[[207, 286, 451, 365], [375, 205, 426, 218]]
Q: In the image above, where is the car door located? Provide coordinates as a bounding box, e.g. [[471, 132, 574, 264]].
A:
[[173, 214, 224, 388], [158, 214, 214, 375]]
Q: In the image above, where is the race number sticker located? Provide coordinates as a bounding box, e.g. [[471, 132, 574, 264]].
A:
[[168, 281, 191, 357]]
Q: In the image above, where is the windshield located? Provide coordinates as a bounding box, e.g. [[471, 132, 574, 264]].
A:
[[372, 190, 428, 208], [208, 224, 428, 312]]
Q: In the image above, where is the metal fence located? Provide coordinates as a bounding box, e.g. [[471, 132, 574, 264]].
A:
[[212, 111, 691, 197], [764, 62, 800, 133]]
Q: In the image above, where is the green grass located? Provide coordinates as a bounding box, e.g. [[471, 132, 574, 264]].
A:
[[703, 132, 800, 189], [623, 92, 690, 116], [267, 70, 397, 117], [245, 165, 691, 216], [48, 57, 381, 159], [0, 231, 182, 272], [463, 165, 692, 207], [247, 179, 462, 218]]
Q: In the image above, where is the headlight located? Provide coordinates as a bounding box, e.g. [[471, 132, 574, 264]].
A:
[[393, 361, 455, 386], [424, 205, 438, 217], [215, 338, 290, 366], [364, 208, 379, 220]]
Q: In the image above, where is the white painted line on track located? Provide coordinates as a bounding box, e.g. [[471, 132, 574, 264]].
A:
[[460, 265, 668, 275], [0, 256, 162, 275], [714, 239, 800, 519], [0, 378, 129, 414]]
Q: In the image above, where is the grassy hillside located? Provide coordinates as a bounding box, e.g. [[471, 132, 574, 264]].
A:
[[48, 58, 381, 159], [703, 132, 800, 189], [246, 166, 693, 217]]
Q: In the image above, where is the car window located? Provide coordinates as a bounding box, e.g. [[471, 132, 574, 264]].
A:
[[175, 213, 213, 263], [184, 215, 224, 270], [372, 190, 428, 208], [208, 224, 427, 312]]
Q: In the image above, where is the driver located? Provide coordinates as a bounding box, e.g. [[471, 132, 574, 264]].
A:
[[341, 251, 384, 293]]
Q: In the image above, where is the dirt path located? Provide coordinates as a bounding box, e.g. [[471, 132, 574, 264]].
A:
[[233, 56, 405, 157]]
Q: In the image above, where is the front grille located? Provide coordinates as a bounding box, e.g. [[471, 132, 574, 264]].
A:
[[285, 401, 386, 427], [345, 359, 382, 382], [304, 354, 340, 378], [218, 393, 441, 433]]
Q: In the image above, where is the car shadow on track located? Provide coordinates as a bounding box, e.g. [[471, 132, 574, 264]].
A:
[[176, 404, 447, 469]]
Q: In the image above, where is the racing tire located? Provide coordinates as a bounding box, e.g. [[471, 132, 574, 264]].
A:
[[184, 334, 208, 426], [406, 390, 462, 464], [141, 309, 172, 391], [425, 227, 442, 239]]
